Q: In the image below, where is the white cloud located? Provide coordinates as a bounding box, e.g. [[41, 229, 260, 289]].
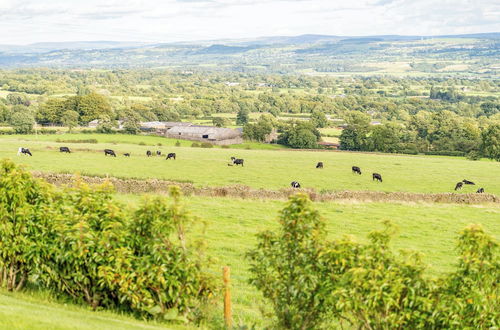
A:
[[0, 0, 498, 44]]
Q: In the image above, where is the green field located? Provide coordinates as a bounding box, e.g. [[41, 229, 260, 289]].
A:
[[1, 132, 499, 328], [2, 133, 499, 195]]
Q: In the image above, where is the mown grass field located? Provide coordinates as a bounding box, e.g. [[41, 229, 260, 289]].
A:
[[2, 133, 499, 195]]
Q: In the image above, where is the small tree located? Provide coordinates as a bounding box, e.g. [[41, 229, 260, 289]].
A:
[[9, 111, 35, 134], [310, 110, 328, 128], [248, 194, 330, 329], [236, 108, 250, 125], [212, 116, 228, 127], [480, 124, 500, 161], [61, 110, 79, 132]]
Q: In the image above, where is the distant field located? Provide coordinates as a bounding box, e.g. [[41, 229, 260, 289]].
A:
[[2, 133, 499, 195], [115, 194, 500, 327]]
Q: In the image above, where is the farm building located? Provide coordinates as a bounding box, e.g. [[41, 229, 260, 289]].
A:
[[165, 125, 243, 145], [140, 121, 192, 132]]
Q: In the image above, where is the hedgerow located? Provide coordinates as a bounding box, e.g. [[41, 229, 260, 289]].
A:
[[248, 194, 499, 329], [0, 159, 215, 323]]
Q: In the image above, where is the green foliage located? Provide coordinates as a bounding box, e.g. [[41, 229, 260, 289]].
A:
[[480, 124, 500, 161], [249, 194, 499, 329], [212, 116, 228, 127], [243, 115, 274, 142], [101, 188, 215, 320], [0, 160, 55, 291], [9, 109, 35, 134], [61, 110, 79, 132], [339, 111, 371, 151], [278, 121, 320, 148], [247, 194, 329, 329], [310, 110, 328, 128], [0, 162, 215, 322], [236, 108, 250, 125]]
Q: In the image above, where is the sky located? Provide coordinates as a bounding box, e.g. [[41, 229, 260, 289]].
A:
[[0, 0, 498, 44]]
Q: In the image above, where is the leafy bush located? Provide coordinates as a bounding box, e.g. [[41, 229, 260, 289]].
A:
[[0, 161, 215, 322], [200, 142, 213, 148], [191, 142, 200, 148], [249, 194, 499, 329]]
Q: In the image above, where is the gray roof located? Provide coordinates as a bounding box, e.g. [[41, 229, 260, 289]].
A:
[[167, 125, 241, 139]]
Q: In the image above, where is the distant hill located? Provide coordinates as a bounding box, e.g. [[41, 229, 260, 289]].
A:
[[0, 33, 498, 76]]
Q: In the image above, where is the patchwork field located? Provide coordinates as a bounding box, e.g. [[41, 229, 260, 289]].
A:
[[2, 133, 499, 195]]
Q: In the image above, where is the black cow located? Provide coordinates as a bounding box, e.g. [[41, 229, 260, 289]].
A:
[[462, 179, 475, 185], [146, 150, 152, 157], [104, 149, 116, 157], [316, 162, 324, 169], [233, 158, 244, 166], [17, 147, 32, 156], [156, 150, 162, 156], [454, 182, 464, 191], [291, 181, 301, 188], [124, 153, 130, 157], [352, 166, 362, 175], [476, 187, 484, 193], [166, 153, 176, 160], [372, 173, 383, 182], [59, 146, 71, 153]]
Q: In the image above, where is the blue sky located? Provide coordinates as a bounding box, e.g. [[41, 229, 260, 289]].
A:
[[0, 0, 498, 44]]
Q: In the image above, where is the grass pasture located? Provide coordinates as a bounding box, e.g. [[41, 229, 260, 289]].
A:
[[113, 194, 500, 327], [2, 133, 499, 195]]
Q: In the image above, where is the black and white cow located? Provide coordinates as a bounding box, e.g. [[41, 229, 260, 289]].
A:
[[372, 173, 383, 182], [104, 149, 116, 157], [291, 181, 301, 188], [59, 146, 71, 153], [352, 166, 362, 175], [17, 147, 32, 156], [316, 162, 324, 169], [462, 179, 475, 185], [156, 150, 162, 156], [124, 153, 130, 157], [146, 150, 152, 157], [476, 187, 484, 193], [233, 158, 244, 166], [166, 153, 176, 160], [454, 182, 464, 191]]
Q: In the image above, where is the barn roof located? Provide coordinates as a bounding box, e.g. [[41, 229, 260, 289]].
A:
[[167, 125, 241, 139]]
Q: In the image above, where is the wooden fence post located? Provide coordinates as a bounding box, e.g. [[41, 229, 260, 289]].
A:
[[223, 266, 232, 329]]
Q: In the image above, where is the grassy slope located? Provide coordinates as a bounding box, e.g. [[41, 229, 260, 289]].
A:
[[116, 194, 499, 327], [0, 290, 177, 330], [2, 134, 499, 194]]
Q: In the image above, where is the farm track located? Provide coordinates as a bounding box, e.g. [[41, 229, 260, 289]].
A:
[[32, 171, 500, 205]]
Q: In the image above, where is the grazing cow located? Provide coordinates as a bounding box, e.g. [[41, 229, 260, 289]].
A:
[[104, 149, 116, 157], [476, 187, 484, 193], [316, 162, 324, 169], [166, 153, 176, 160], [17, 147, 32, 156], [124, 153, 130, 157], [352, 166, 362, 175], [462, 179, 475, 185], [372, 173, 383, 182], [454, 182, 463, 191], [59, 146, 71, 153], [233, 158, 244, 166], [291, 181, 301, 188], [156, 150, 162, 156], [146, 150, 152, 157]]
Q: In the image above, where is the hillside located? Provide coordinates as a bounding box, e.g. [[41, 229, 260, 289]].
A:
[[0, 34, 498, 76]]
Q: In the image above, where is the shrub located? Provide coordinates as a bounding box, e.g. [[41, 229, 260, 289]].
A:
[[200, 142, 213, 148], [175, 140, 181, 147], [0, 160, 56, 291], [249, 194, 499, 329], [191, 142, 200, 148], [221, 145, 230, 149], [248, 194, 330, 329], [139, 141, 146, 146]]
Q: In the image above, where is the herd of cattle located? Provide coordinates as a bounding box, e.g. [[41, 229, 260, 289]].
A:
[[16, 147, 486, 193]]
